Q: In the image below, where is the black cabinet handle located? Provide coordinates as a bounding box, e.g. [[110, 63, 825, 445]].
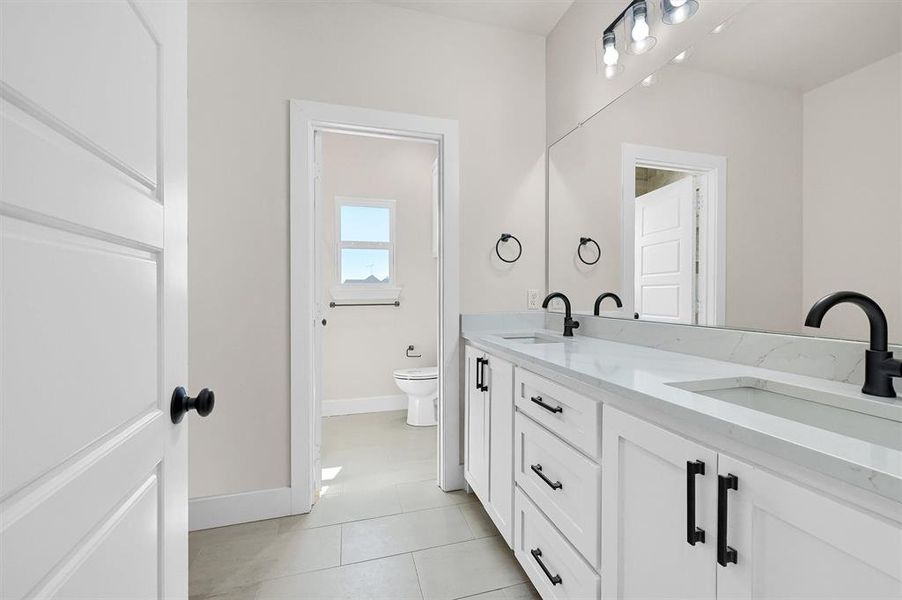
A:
[[531, 464, 563, 490], [480, 357, 489, 392], [475, 357, 483, 391], [170, 387, 215, 424], [686, 460, 706, 546], [530, 396, 563, 414], [717, 474, 739, 566], [530, 548, 562, 586]]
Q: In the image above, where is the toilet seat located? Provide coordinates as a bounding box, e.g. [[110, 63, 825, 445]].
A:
[[393, 366, 438, 381]]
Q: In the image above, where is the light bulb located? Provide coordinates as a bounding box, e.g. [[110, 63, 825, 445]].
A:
[[662, 0, 698, 25], [631, 12, 650, 42], [602, 33, 619, 66], [670, 0, 687, 6]]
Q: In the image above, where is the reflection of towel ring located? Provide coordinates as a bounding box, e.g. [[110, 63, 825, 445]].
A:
[[578, 237, 601, 265], [495, 233, 522, 264]]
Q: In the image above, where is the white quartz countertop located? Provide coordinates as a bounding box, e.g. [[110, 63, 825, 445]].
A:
[[463, 328, 902, 504]]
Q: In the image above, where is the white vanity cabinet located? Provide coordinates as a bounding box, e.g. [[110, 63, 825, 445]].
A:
[[602, 406, 902, 600], [464, 346, 514, 546]]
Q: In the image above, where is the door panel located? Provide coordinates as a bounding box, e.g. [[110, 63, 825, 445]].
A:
[[464, 347, 488, 498], [717, 455, 902, 599], [486, 355, 513, 545], [0, 0, 159, 183], [634, 176, 695, 323], [0, 1, 188, 598], [602, 406, 717, 600]]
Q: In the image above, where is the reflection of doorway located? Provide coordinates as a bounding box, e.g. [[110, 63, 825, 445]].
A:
[[634, 173, 696, 323], [621, 144, 727, 326]]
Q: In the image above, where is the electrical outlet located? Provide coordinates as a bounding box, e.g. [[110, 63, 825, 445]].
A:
[[527, 289, 542, 310]]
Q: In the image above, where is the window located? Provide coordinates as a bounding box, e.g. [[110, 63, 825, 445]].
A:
[[332, 198, 399, 300]]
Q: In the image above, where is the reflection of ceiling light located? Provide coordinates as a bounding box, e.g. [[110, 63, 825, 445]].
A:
[[711, 18, 732, 34], [604, 64, 624, 80], [671, 49, 690, 63], [641, 73, 658, 87], [661, 0, 698, 25]]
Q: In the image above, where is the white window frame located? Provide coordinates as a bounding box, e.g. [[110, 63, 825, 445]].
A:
[[331, 196, 401, 301]]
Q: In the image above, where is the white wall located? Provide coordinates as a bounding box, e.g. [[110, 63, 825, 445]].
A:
[[187, 2, 546, 498], [320, 133, 438, 404], [548, 66, 804, 332], [802, 53, 902, 341]]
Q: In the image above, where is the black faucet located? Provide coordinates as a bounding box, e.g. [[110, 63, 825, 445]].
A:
[[542, 292, 580, 337], [805, 291, 902, 398], [593, 292, 623, 316]]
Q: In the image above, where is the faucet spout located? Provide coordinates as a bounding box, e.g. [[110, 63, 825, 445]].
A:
[[805, 291, 898, 397], [805, 291, 888, 351], [593, 292, 623, 316], [542, 292, 580, 337]]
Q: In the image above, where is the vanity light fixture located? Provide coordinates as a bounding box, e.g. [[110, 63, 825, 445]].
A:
[[628, 1, 657, 54], [598, 0, 699, 78], [661, 0, 699, 25]]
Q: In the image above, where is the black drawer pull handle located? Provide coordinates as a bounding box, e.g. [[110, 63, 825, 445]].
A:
[[530, 548, 562, 586], [531, 464, 563, 490], [717, 473, 739, 566], [686, 460, 706, 546], [475, 357, 483, 391], [480, 357, 489, 392], [530, 396, 562, 414]]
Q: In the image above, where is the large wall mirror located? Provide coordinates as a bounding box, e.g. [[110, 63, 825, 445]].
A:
[[548, 0, 902, 343]]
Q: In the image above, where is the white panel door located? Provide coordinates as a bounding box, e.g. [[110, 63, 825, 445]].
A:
[[602, 407, 718, 600], [1, 1, 189, 598], [634, 176, 695, 323], [717, 455, 902, 599]]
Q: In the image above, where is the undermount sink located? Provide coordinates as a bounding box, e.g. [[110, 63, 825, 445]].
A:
[[669, 377, 902, 450], [500, 334, 563, 345]]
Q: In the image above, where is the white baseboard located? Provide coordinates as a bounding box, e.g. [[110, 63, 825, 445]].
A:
[[189, 487, 293, 531], [322, 394, 407, 417]]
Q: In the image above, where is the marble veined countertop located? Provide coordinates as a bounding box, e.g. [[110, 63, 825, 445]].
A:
[[463, 329, 902, 504]]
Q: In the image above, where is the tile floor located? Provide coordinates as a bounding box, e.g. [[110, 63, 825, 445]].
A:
[[189, 410, 538, 599]]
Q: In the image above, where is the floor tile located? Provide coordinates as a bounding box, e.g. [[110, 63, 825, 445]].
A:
[[278, 486, 403, 531], [461, 583, 541, 600], [396, 480, 476, 512], [189, 583, 259, 600], [341, 506, 474, 564], [189, 524, 341, 596], [413, 537, 527, 600], [459, 503, 498, 539], [255, 553, 423, 599]]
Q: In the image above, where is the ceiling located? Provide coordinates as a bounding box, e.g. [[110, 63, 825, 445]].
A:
[[687, 1, 902, 92], [372, 0, 575, 36]]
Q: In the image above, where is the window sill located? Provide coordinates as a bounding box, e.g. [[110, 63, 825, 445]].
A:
[[330, 285, 402, 303]]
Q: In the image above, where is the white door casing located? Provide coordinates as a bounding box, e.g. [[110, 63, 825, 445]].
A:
[[634, 176, 696, 323], [1, 1, 188, 598]]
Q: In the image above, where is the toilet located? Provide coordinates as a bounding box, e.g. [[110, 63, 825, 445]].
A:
[[393, 366, 438, 426]]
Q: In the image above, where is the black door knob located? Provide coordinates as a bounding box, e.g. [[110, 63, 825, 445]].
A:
[[171, 387, 215, 424]]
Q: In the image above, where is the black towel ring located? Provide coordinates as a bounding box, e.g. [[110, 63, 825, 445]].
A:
[[495, 233, 522, 264], [578, 237, 601, 265]]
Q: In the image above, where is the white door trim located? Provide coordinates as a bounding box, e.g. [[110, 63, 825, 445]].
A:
[[621, 143, 727, 326], [289, 100, 461, 515]]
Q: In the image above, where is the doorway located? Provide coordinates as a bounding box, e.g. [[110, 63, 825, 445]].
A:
[[289, 101, 462, 516], [621, 144, 727, 326]]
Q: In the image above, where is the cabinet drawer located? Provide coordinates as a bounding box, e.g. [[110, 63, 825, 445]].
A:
[[514, 487, 599, 600], [515, 413, 601, 568], [515, 368, 601, 459]]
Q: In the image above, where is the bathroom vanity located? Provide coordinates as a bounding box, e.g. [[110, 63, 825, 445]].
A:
[[462, 330, 902, 600]]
